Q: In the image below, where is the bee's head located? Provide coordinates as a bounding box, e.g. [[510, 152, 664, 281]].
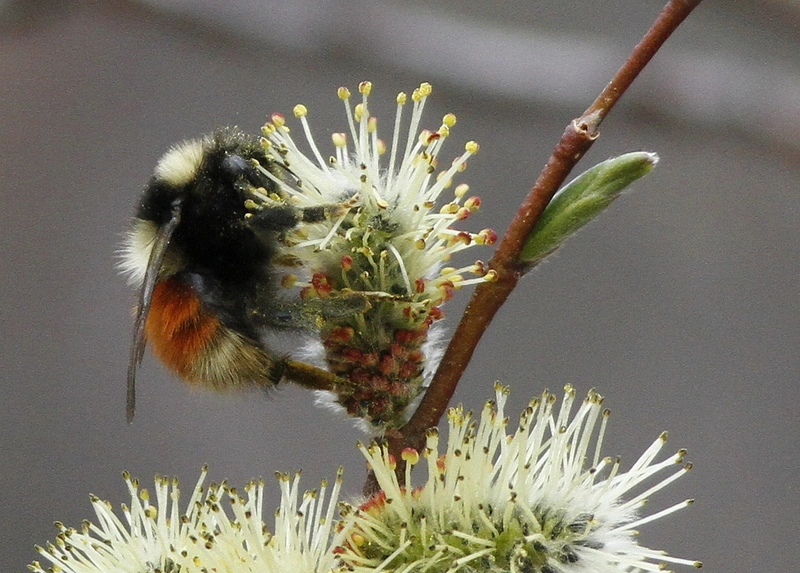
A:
[[140, 131, 274, 225]]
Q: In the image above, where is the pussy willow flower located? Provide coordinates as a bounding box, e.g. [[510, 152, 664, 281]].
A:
[[340, 384, 702, 573], [252, 82, 497, 429], [30, 467, 347, 573]]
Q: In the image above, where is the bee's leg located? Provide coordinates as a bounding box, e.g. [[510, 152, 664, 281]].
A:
[[250, 293, 370, 331], [246, 204, 302, 233], [296, 202, 351, 224], [246, 194, 359, 231], [296, 193, 360, 223], [308, 292, 372, 319]]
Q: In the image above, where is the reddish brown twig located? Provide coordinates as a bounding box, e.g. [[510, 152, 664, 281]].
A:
[[376, 0, 705, 490]]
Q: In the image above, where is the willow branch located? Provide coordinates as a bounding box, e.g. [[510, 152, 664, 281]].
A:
[[383, 0, 705, 468]]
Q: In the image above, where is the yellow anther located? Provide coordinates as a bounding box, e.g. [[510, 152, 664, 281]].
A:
[[465, 196, 481, 212], [401, 448, 420, 465], [417, 82, 432, 97]]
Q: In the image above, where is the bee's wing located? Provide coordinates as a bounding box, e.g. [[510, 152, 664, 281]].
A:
[[127, 200, 182, 423]]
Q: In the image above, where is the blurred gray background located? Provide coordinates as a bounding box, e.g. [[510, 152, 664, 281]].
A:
[[1, 0, 798, 571]]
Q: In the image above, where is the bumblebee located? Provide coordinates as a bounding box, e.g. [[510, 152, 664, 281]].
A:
[[120, 129, 359, 422]]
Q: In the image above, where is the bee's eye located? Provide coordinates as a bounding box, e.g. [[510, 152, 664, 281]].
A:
[[222, 154, 251, 179], [222, 153, 268, 190]]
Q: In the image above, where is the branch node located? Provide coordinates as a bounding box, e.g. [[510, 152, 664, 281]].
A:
[[574, 111, 603, 137]]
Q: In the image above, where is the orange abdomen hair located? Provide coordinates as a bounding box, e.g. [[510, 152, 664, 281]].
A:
[[145, 279, 221, 383], [144, 277, 281, 389]]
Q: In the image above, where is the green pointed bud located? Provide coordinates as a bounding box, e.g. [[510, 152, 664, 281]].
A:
[[519, 151, 658, 269]]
